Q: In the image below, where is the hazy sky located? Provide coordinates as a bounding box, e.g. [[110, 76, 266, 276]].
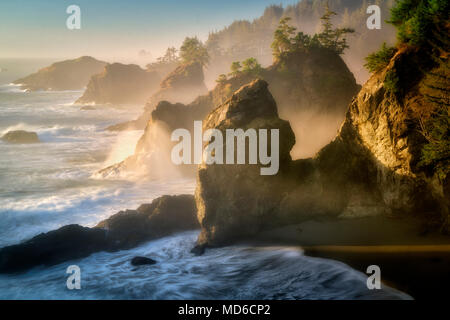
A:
[[0, 0, 298, 63]]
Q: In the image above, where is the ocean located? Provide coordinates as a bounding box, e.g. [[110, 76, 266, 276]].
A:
[[0, 62, 410, 299]]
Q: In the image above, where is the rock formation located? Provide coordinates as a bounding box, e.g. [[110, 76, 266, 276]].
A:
[[13, 56, 106, 91], [0, 195, 198, 273], [100, 48, 359, 178], [76, 63, 160, 105], [107, 61, 208, 131], [193, 47, 449, 248], [195, 79, 296, 246], [1, 130, 40, 144]]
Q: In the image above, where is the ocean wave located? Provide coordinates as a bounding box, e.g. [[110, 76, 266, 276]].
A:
[[0, 231, 412, 300]]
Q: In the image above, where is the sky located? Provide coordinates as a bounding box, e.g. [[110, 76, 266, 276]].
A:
[[0, 0, 298, 63]]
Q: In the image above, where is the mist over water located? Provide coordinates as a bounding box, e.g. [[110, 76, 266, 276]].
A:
[[0, 84, 195, 247]]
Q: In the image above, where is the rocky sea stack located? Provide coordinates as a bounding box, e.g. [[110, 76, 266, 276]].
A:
[[107, 61, 208, 131], [1, 130, 40, 144], [76, 63, 161, 105], [13, 56, 106, 91]]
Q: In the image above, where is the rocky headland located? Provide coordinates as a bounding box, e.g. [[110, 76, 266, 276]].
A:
[[13, 56, 106, 91], [75, 63, 161, 105]]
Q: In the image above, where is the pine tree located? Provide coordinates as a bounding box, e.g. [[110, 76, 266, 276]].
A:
[[271, 17, 297, 59], [317, 2, 354, 54]]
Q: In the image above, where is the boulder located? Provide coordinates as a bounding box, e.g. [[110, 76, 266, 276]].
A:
[[130, 256, 157, 266], [1, 130, 40, 144], [0, 195, 198, 273]]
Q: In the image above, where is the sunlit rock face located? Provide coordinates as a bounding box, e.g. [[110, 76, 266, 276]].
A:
[[195, 79, 296, 246], [316, 47, 448, 224], [76, 63, 161, 105], [13, 56, 107, 91], [194, 49, 449, 247]]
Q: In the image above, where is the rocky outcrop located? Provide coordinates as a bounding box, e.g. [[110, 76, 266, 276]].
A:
[[195, 79, 296, 246], [76, 63, 160, 105], [0, 195, 198, 273], [101, 48, 359, 178], [13, 56, 106, 91], [107, 62, 208, 131], [1, 130, 40, 144], [194, 48, 449, 248]]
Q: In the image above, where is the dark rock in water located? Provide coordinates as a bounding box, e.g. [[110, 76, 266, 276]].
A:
[[190, 244, 206, 256], [0, 225, 108, 273], [131, 256, 156, 266], [96, 194, 199, 249], [1, 130, 40, 144], [0, 195, 199, 273]]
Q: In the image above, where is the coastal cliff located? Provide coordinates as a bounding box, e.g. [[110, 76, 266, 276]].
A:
[[75, 63, 161, 105], [13, 56, 106, 91]]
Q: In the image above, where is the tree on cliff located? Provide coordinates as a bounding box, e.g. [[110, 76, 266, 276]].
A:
[[229, 61, 242, 77], [242, 57, 262, 76], [158, 47, 179, 63], [317, 2, 354, 55], [271, 17, 296, 59], [271, 3, 354, 60], [180, 37, 209, 66], [388, 0, 449, 47]]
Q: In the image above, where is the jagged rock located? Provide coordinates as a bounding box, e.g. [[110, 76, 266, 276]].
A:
[[95, 194, 199, 249], [101, 48, 358, 178], [76, 63, 160, 105], [130, 256, 157, 266], [313, 47, 449, 224], [194, 47, 449, 248], [0, 225, 108, 273], [195, 79, 295, 246], [1, 130, 40, 144], [107, 61, 208, 131], [13, 56, 106, 91], [0, 195, 198, 273]]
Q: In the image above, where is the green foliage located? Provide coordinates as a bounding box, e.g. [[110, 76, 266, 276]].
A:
[[384, 69, 401, 94], [228, 58, 262, 78], [270, 3, 354, 60], [317, 3, 354, 54], [242, 58, 263, 75], [271, 17, 297, 59], [180, 37, 209, 66], [216, 74, 227, 84], [229, 61, 242, 77], [388, 0, 449, 46], [417, 59, 450, 180], [364, 43, 397, 72]]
